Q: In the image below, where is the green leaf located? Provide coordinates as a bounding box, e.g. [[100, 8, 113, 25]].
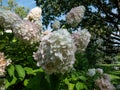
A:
[[15, 65, 25, 80], [68, 83, 75, 90], [98, 64, 120, 67], [24, 79, 29, 86], [109, 74, 120, 80], [108, 71, 120, 75], [79, 76, 87, 81], [64, 78, 69, 85], [12, 39, 17, 42], [7, 65, 15, 77], [24, 67, 34, 75], [0, 44, 5, 50], [5, 76, 17, 89], [71, 74, 78, 81], [76, 82, 87, 90], [9, 76, 17, 86], [5, 79, 10, 89], [26, 73, 50, 90], [32, 68, 43, 73]]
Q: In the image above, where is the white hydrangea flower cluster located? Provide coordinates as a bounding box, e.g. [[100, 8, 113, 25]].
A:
[[87, 68, 103, 77], [0, 8, 22, 29], [72, 29, 91, 52], [52, 20, 60, 30], [95, 74, 115, 90], [25, 7, 42, 22], [34, 20, 43, 32], [87, 68, 96, 77], [66, 5, 85, 27], [13, 20, 41, 44], [96, 68, 103, 74], [33, 29, 76, 74]]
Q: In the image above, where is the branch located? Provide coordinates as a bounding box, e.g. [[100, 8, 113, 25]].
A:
[[110, 36, 120, 41], [98, 47, 119, 54], [100, 35, 120, 44], [112, 33, 120, 38]]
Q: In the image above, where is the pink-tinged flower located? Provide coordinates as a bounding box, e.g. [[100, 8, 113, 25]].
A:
[[52, 20, 60, 30], [0, 52, 11, 77], [25, 7, 42, 22], [0, 8, 22, 29], [72, 29, 91, 52], [66, 5, 85, 27], [95, 74, 115, 90], [33, 29, 76, 74], [13, 20, 42, 44], [96, 68, 103, 74]]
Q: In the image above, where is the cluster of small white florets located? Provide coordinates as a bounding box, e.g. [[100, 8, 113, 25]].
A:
[[0, 8, 22, 29], [87, 68, 115, 90], [95, 74, 115, 90], [33, 29, 76, 74], [13, 20, 41, 44], [87, 68, 103, 77], [72, 29, 91, 52], [66, 5, 85, 27], [25, 7, 42, 22], [52, 20, 60, 30]]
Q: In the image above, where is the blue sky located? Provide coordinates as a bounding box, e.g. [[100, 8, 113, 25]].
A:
[[3, 0, 36, 10]]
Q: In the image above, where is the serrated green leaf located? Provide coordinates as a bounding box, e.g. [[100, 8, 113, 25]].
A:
[[15, 65, 25, 80], [76, 82, 87, 90], [5, 79, 10, 89], [7, 65, 15, 77], [68, 83, 75, 90]]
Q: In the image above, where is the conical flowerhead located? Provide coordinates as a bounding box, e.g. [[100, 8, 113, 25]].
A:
[[13, 20, 42, 44], [66, 5, 85, 27], [33, 29, 76, 74]]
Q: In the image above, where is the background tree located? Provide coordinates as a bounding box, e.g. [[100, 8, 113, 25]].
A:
[[0, 0, 29, 18], [35, 0, 120, 57]]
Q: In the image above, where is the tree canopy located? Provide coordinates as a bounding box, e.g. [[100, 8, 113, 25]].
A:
[[35, 0, 120, 55]]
